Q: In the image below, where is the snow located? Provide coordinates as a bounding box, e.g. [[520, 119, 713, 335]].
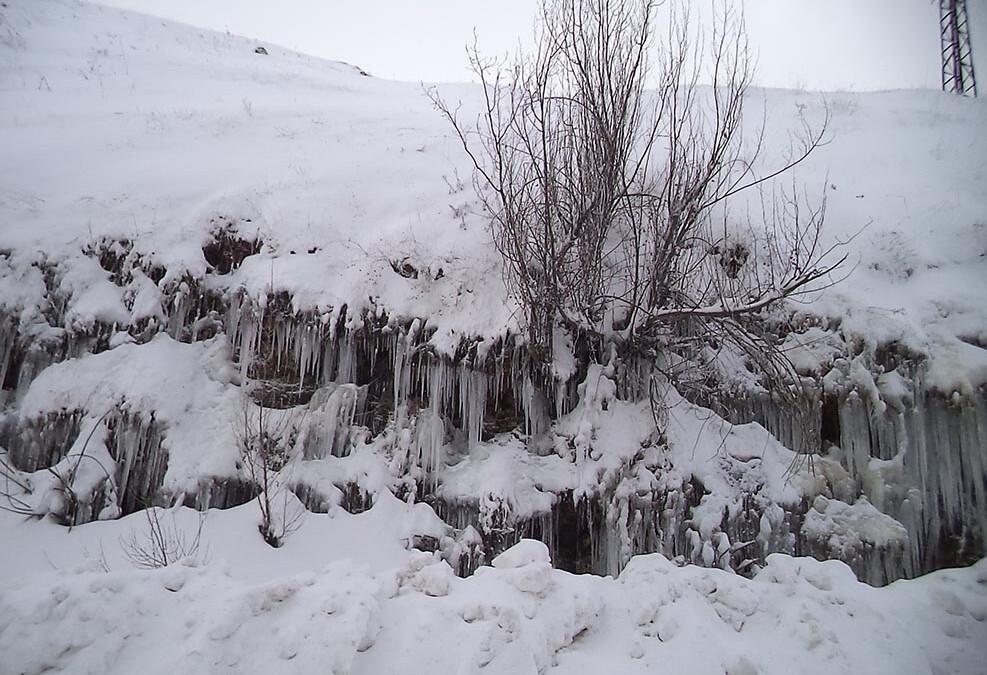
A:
[[1, 0, 986, 671], [1, 512, 986, 674], [1, 0, 986, 376], [803, 495, 910, 555], [20, 334, 244, 493], [0, 0, 515, 355], [492, 538, 552, 569]]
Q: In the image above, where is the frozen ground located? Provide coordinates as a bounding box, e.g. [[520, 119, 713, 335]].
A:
[[2, 504, 987, 675], [1, 0, 987, 672]]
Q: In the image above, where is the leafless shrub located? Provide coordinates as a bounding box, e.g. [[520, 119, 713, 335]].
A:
[[0, 451, 39, 517], [1, 409, 115, 524], [83, 541, 113, 573], [237, 401, 303, 547], [48, 410, 115, 526], [121, 506, 207, 569]]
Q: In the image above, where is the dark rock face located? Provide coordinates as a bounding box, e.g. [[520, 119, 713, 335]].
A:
[[202, 220, 261, 275]]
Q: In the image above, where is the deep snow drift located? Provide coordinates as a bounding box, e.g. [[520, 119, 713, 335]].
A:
[[1, 0, 987, 672], [2, 507, 987, 675]]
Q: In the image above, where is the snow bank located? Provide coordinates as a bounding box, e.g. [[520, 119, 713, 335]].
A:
[[1, 521, 984, 675], [803, 495, 909, 555]]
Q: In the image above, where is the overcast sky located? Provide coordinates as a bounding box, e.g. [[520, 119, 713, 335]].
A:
[[97, 0, 986, 91]]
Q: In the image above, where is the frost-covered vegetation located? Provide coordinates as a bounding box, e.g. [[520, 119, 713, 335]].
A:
[[1, 0, 986, 672]]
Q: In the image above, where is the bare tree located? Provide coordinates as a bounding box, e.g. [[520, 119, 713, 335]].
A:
[[429, 0, 846, 419]]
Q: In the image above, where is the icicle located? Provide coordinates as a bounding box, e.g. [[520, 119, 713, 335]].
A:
[[392, 327, 412, 425], [521, 375, 549, 439], [299, 384, 366, 459], [296, 321, 312, 389], [108, 411, 167, 515], [336, 332, 357, 384], [415, 409, 445, 492], [226, 292, 258, 379], [714, 532, 731, 570], [458, 366, 487, 452], [838, 391, 872, 488], [555, 378, 567, 420], [0, 314, 15, 402], [167, 283, 188, 339], [117, 415, 137, 503], [605, 495, 631, 577], [427, 358, 446, 416], [8, 410, 81, 471]]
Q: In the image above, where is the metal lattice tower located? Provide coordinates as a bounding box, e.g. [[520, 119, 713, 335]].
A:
[[940, 0, 977, 96]]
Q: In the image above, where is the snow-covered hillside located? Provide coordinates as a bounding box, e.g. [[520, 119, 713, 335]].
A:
[[0, 0, 512, 345], [1, 1, 986, 672], [1, 0, 985, 366]]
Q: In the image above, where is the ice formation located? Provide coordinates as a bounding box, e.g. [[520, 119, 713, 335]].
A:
[[3, 255, 983, 585]]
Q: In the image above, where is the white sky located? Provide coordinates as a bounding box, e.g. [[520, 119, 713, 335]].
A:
[[96, 0, 987, 91]]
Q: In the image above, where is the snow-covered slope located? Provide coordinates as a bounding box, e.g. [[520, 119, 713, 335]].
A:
[[0, 0, 509, 346], [1, 0, 985, 369], [1, 1, 987, 672]]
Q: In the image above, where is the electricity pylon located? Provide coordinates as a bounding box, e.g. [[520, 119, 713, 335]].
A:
[[940, 0, 977, 96]]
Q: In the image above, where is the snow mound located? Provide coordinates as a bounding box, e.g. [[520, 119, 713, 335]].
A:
[[20, 334, 243, 491], [0, 560, 386, 674], [1, 544, 985, 675], [803, 495, 910, 555], [492, 539, 552, 569]]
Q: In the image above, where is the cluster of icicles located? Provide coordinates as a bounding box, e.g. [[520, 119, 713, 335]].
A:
[[1, 250, 984, 586], [707, 364, 987, 583]]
